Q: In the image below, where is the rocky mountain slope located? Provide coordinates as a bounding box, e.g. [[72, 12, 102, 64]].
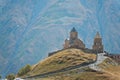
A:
[[0, 0, 120, 77]]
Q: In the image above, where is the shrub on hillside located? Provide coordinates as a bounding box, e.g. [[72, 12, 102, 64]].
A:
[[17, 64, 31, 76], [6, 74, 15, 80]]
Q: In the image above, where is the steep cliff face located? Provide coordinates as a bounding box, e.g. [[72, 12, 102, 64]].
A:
[[0, 0, 120, 77]]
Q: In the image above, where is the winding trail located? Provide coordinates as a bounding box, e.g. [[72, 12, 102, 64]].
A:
[[88, 53, 107, 71]]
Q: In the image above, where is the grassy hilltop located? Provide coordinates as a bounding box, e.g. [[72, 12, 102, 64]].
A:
[[27, 48, 96, 76], [20, 48, 120, 80]]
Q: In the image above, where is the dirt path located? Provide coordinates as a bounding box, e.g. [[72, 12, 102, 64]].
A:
[[89, 53, 107, 71]]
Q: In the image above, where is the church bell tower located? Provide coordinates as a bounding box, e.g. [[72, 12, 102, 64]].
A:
[[92, 32, 104, 53]]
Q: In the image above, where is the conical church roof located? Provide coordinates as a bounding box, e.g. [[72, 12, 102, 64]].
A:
[[71, 27, 77, 32], [95, 32, 101, 38]]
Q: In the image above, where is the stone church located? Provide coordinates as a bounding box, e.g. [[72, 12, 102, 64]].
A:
[[63, 27, 85, 49], [63, 28, 104, 53], [49, 27, 104, 56]]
